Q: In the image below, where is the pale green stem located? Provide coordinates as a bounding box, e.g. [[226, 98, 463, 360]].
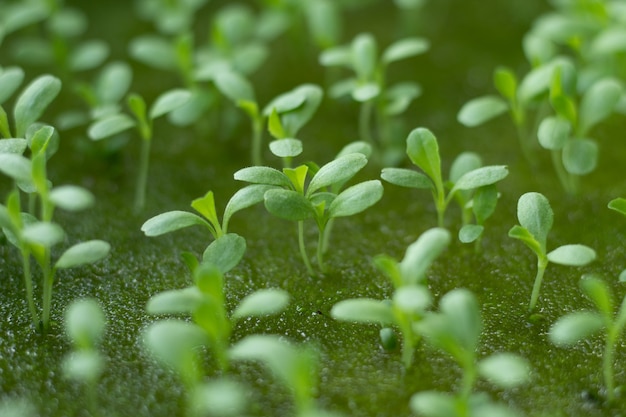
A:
[[135, 136, 152, 212], [529, 256, 548, 312], [298, 221, 314, 276], [514, 121, 534, 165], [435, 189, 447, 228], [316, 224, 328, 274], [41, 254, 54, 331], [551, 150, 576, 195], [401, 329, 416, 368], [359, 101, 374, 145], [251, 116, 263, 166], [20, 248, 39, 327], [604, 329, 617, 402], [321, 218, 335, 255], [459, 358, 477, 404]]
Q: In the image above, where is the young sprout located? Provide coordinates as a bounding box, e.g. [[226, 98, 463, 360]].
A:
[[509, 192, 596, 312], [229, 335, 343, 417], [62, 298, 107, 415], [382, 127, 508, 228], [608, 197, 626, 282], [234, 152, 383, 274], [331, 228, 450, 367], [87, 88, 191, 211], [549, 275, 626, 403], [320, 33, 428, 163], [411, 289, 530, 417]]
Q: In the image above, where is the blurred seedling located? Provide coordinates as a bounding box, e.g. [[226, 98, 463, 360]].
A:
[[550, 275, 626, 403], [411, 289, 530, 417], [87, 88, 191, 211], [381, 127, 508, 229], [62, 299, 107, 416], [320, 32, 429, 164], [608, 198, 626, 282], [331, 227, 450, 367], [234, 151, 383, 275], [509, 192, 596, 312]]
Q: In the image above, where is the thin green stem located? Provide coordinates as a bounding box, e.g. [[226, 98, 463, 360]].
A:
[[436, 189, 447, 228], [529, 256, 548, 312], [321, 217, 335, 255], [41, 253, 54, 331], [459, 359, 477, 403], [20, 248, 39, 327], [604, 330, 616, 402], [135, 137, 152, 212], [251, 116, 263, 166], [550, 150, 576, 195], [298, 221, 314, 276], [359, 101, 374, 145], [316, 224, 328, 274]]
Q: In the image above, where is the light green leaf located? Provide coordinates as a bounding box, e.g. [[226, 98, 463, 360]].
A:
[[202, 233, 246, 274], [439, 288, 482, 352], [493, 66, 517, 101], [69, 40, 109, 72], [328, 78, 357, 99], [144, 320, 208, 374], [191, 191, 219, 230], [141, 211, 210, 236], [329, 180, 383, 218], [214, 70, 255, 103], [0, 153, 32, 183], [382, 37, 429, 65], [96, 61, 133, 105], [14, 75, 62, 137], [457, 96, 508, 127], [279, 84, 323, 137], [269, 138, 302, 158], [578, 78, 622, 136], [0, 138, 27, 154], [580, 275, 613, 317], [128, 35, 177, 71], [234, 166, 291, 188], [190, 379, 247, 417], [88, 114, 136, 140], [406, 127, 442, 190], [589, 27, 626, 57], [472, 184, 498, 224], [0, 66, 25, 105], [409, 391, 457, 417], [319, 45, 351, 67], [55, 240, 110, 269], [264, 89, 306, 115], [330, 298, 395, 325], [22, 222, 64, 247], [352, 82, 380, 102], [523, 32, 556, 66], [478, 353, 530, 389], [381, 167, 433, 189], [146, 287, 205, 315], [620, 269, 626, 283], [352, 33, 377, 81], [609, 198, 626, 216], [150, 89, 192, 119], [537, 116, 570, 150], [65, 298, 106, 349], [393, 285, 431, 314], [516, 192, 553, 248], [385, 81, 422, 115], [400, 228, 450, 285], [264, 189, 314, 221], [508, 225, 543, 258], [305, 0, 341, 49], [450, 165, 508, 195], [547, 244, 596, 266], [49, 185, 95, 212], [336, 141, 372, 159], [231, 288, 290, 319], [307, 153, 367, 197], [518, 57, 573, 104], [549, 311, 604, 346], [459, 224, 484, 243], [223, 184, 274, 231], [562, 139, 597, 175], [449, 152, 482, 184], [62, 350, 104, 383]]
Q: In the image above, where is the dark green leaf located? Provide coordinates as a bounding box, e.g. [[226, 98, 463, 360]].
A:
[[14, 75, 62, 137], [141, 211, 209, 236], [202, 233, 246, 274], [457, 96, 508, 127], [562, 139, 597, 175], [264, 189, 314, 221]]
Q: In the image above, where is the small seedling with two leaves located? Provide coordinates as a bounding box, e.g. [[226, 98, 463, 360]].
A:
[[382, 127, 508, 231], [62, 298, 107, 415], [549, 275, 626, 403], [608, 197, 626, 283], [331, 227, 450, 368], [320, 33, 429, 164], [411, 289, 530, 417], [234, 150, 383, 275], [509, 192, 596, 312], [87, 88, 191, 211]]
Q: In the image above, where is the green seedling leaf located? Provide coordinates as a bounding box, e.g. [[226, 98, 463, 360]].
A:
[[331, 298, 395, 325], [562, 138, 597, 176], [14, 75, 62, 137], [406, 127, 442, 189], [450, 165, 508, 194], [144, 320, 208, 374], [69, 40, 109, 72], [508, 225, 543, 257], [0, 66, 25, 104], [549, 311, 605, 346], [214, 70, 255, 103], [65, 298, 105, 348], [96, 61, 133, 105], [459, 224, 484, 243], [494, 66, 517, 101], [547, 244, 596, 266], [1, 2, 49, 35], [580, 275, 613, 316], [328, 78, 357, 99], [47, 7, 86, 38], [382, 37, 429, 65], [190, 379, 247, 417], [385, 81, 422, 115], [473, 184, 498, 224], [400, 228, 450, 285], [457, 95, 508, 127], [202, 233, 246, 274], [381, 167, 433, 189], [146, 287, 205, 315], [280, 84, 323, 137], [22, 222, 64, 247], [0, 139, 27, 154], [305, 0, 341, 49], [578, 78, 622, 135], [319, 45, 352, 67], [62, 350, 104, 383], [191, 191, 220, 230], [307, 153, 367, 197], [28, 124, 55, 156], [232, 44, 268, 76], [516, 192, 553, 248], [352, 82, 380, 102], [141, 211, 210, 236], [49, 185, 95, 212], [268, 107, 286, 139], [352, 33, 377, 81], [264, 90, 306, 116], [55, 240, 110, 269], [149, 89, 192, 119], [478, 353, 530, 389], [0, 153, 32, 183], [523, 32, 555, 66], [234, 166, 291, 188], [449, 152, 482, 184], [129, 35, 177, 71], [393, 285, 431, 314], [231, 288, 290, 319], [264, 189, 314, 221], [328, 180, 383, 218], [284, 165, 308, 194], [269, 139, 302, 158], [223, 184, 274, 231], [609, 198, 626, 216], [620, 269, 626, 283], [409, 391, 457, 417], [373, 254, 402, 288], [88, 114, 136, 140], [537, 116, 570, 150], [518, 57, 573, 104], [439, 288, 482, 352]]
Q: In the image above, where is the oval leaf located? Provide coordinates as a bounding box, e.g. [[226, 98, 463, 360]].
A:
[[547, 244, 596, 266], [144, 320, 208, 372], [457, 95, 508, 127], [410, 391, 457, 417], [231, 289, 290, 319], [308, 153, 367, 197], [478, 353, 530, 389], [328, 180, 383, 218], [0, 66, 25, 104], [65, 298, 106, 347], [88, 114, 136, 140], [55, 240, 110, 269], [202, 233, 246, 274], [223, 184, 275, 231], [438, 288, 482, 352], [0, 138, 28, 154], [450, 165, 508, 194], [22, 221, 64, 247], [233, 166, 291, 188], [608, 198, 626, 216], [141, 211, 209, 237], [146, 287, 205, 315], [400, 227, 450, 285], [393, 285, 431, 313], [269, 138, 303, 158], [537, 116, 570, 150], [382, 37, 429, 65], [381, 167, 433, 189], [549, 311, 604, 346], [330, 298, 395, 325], [0, 153, 32, 183], [49, 185, 95, 212], [214, 71, 255, 103], [264, 189, 314, 221], [516, 192, 553, 247], [562, 138, 598, 176], [459, 224, 484, 243], [150, 89, 192, 119], [128, 35, 177, 71], [96, 61, 133, 105], [14, 75, 62, 137], [69, 40, 109, 72], [406, 127, 442, 189], [578, 77, 622, 136]]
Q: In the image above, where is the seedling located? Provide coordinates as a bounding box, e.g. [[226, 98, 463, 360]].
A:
[[62, 298, 107, 415], [509, 192, 596, 311], [87, 88, 191, 211], [381, 127, 508, 228], [549, 275, 626, 402], [234, 151, 383, 274], [331, 228, 450, 367], [608, 198, 626, 283], [320, 33, 428, 163], [411, 288, 530, 417]]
